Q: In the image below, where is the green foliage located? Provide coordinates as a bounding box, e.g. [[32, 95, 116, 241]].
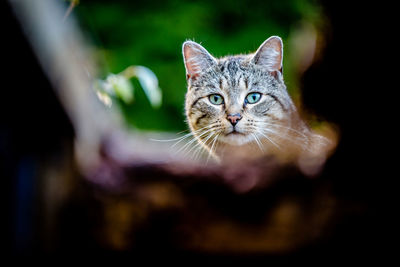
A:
[[75, 0, 322, 132]]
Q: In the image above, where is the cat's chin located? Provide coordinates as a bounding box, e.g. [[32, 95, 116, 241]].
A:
[[218, 132, 253, 146]]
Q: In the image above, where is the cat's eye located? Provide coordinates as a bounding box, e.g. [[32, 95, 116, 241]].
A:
[[209, 94, 224, 105], [245, 92, 262, 104]]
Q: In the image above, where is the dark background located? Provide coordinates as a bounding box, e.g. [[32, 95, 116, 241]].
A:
[[1, 0, 394, 263]]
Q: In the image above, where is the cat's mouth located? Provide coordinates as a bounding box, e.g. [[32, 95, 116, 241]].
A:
[[219, 128, 252, 146], [226, 129, 245, 136]]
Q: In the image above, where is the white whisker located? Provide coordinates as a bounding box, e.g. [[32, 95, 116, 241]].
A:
[[256, 130, 281, 150], [254, 133, 266, 152], [184, 131, 215, 158], [191, 144, 207, 162], [254, 121, 308, 138], [260, 127, 302, 143], [170, 123, 219, 149], [174, 127, 217, 155], [149, 123, 218, 143], [249, 123, 302, 145], [206, 133, 220, 164], [191, 131, 218, 162]]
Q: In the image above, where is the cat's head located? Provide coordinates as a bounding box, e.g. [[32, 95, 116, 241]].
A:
[[183, 36, 296, 149]]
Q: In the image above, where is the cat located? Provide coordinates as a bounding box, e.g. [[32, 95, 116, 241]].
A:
[[182, 36, 336, 174]]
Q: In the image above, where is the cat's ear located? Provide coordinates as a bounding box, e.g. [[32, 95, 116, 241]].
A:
[[183, 41, 217, 80], [252, 36, 283, 73]]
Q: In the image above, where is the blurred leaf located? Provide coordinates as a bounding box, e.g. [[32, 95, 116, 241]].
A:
[[95, 90, 112, 107], [106, 74, 134, 104], [94, 65, 162, 110], [133, 66, 162, 108]]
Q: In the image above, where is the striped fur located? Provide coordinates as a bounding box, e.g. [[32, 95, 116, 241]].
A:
[[182, 36, 327, 162]]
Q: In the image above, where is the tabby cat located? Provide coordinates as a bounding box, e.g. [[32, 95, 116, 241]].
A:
[[182, 36, 335, 173]]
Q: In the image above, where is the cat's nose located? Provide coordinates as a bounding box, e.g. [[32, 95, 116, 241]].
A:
[[227, 113, 242, 126]]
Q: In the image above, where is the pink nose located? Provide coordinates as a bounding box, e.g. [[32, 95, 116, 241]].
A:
[[227, 113, 242, 126]]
